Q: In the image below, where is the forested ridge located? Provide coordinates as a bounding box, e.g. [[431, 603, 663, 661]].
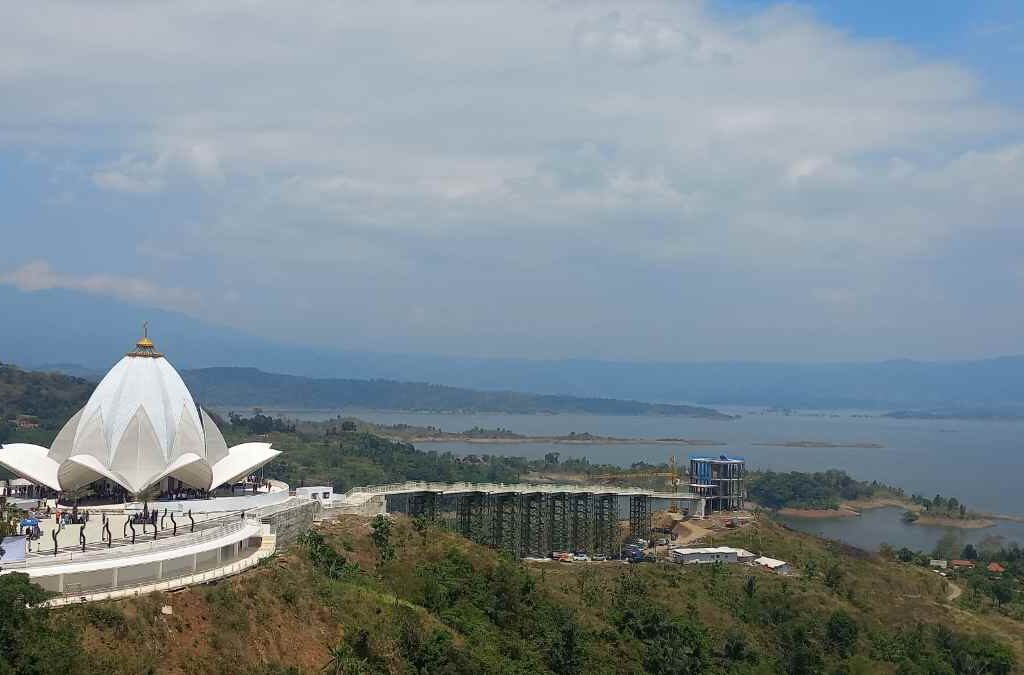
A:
[[1, 513, 1019, 673]]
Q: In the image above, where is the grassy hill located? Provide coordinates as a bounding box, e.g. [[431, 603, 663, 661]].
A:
[[6, 514, 1015, 674], [0, 362, 94, 446]]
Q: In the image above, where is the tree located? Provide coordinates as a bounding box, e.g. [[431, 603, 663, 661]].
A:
[[370, 515, 395, 562], [826, 610, 859, 657], [340, 420, 358, 432], [990, 578, 1014, 607], [0, 572, 81, 672], [743, 576, 757, 599], [321, 642, 372, 675], [962, 544, 979, 561], [824, 562, 844, 592]]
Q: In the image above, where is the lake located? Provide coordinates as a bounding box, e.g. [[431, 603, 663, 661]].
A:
[[248, 406, 1024, 551]]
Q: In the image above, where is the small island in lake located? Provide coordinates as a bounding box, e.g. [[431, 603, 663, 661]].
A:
[[753, 440, 884, 448]]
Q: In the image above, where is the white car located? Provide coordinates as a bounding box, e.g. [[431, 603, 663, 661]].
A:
[[572, 553, 590, 562]]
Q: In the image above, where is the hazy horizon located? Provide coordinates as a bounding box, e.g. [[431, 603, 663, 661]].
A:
[[3, 1, 1023, 363]]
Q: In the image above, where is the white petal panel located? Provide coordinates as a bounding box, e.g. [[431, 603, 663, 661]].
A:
[[48, 409, 82, 463], [0, 443, 61, 491], [153, 452, 213, 491], [201, 409, 229, 465], [170, 402, 205, 461], [73, 410, 111, 465], [112, 406, 166, 493], [58, 455, 129, 492], [210, 443, 281, 490]]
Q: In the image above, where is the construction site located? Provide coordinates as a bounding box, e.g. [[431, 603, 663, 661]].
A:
[[372, 454, 749, 559]]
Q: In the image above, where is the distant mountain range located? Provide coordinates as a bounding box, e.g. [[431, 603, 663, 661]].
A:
[[0, 360, 730, 419], [4, 285, 1024, 410], [179, 367, 732, 417]]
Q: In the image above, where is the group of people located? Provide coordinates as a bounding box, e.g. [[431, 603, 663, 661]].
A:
[[129, 509, 159, 526], [55, 509, 89, 525]]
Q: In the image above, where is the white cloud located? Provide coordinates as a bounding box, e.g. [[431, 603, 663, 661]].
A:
[[1, 1, 1023, 359], [0, 261, 201, 315]]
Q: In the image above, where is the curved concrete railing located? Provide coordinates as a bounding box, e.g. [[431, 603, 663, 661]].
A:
[[6, 514, 253, 570]]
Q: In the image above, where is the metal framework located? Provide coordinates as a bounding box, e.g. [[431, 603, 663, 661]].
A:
[[569, 493, 592, 554], [547, 492, 569, 553], [593, 494, 617, 555], [385, 488, 668, 558], [629, 495, 652, 543]]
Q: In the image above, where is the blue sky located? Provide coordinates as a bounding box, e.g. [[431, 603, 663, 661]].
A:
[[1, 1, 1023, 362]]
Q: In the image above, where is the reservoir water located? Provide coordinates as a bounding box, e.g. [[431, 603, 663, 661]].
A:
[[259, 406, 1024, 552]]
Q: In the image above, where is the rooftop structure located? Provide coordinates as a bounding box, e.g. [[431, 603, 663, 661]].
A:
[[689, 454, 746, 512], [754, 556, 791, 574], [0, 329, 280, 497], [671, 546, 756, 564]]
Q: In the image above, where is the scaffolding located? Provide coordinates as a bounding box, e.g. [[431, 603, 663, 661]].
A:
[[490, 493, 520, 558], [520, 493, 547, 557], [548, 492, 570, 553], [689, 455, 746, 512], [569, 493, 592, 554], [593, 494, 617, 555], [385, 487, 670, 557], [629, 495, 652, 543]]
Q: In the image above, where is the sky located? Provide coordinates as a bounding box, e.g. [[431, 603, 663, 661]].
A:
[[1, 0, 1023, 363]]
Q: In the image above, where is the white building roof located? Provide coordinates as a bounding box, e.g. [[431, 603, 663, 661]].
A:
[[0, 333, 280, 495], [754, 556, 789, 569], [672, 547, 755, 557]]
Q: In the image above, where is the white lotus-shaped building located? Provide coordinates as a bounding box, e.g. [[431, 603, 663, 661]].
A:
[[0, 333, 279, 495]]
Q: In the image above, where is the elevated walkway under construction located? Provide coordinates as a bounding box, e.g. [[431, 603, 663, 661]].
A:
[[331, 481, 707, 559]]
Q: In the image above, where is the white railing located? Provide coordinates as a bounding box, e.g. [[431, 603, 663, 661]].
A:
[[44, 537, 276, 607], [9, 516, 255, 570]]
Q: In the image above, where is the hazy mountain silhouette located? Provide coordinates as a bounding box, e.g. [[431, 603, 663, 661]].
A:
[[3, 286, 1024, 410]]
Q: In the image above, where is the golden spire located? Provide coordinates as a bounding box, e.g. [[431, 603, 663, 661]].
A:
[[128, 321, 162, 357]]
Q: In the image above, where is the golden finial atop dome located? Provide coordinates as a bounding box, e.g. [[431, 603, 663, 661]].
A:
[[128, 321, 163, 357]]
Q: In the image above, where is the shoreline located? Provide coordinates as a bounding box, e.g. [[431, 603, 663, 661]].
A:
[[777, 506, 861, 519], [911, 515, 995, 529], [393, 435, 884, 448], [395, 436, 725, 446], [753, 441, 884, 449]]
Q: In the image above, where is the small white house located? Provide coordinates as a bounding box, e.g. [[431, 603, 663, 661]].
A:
[[929, 559, 948, 570], [296, 486, 334, 503], [671, 546, 756, 565], [754, 556, 792, 575]]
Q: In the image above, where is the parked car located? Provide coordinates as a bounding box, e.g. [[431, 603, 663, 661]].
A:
[[551, 551, 572, 562], [592, 553, 608, 561], [572, 553, 590, 562], [654, 538, 669, 546]]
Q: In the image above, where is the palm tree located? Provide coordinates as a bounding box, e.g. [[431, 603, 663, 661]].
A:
[[131, 485, 161, 518], [60, 484, 95, 514], [321, 643, 371, 675]]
